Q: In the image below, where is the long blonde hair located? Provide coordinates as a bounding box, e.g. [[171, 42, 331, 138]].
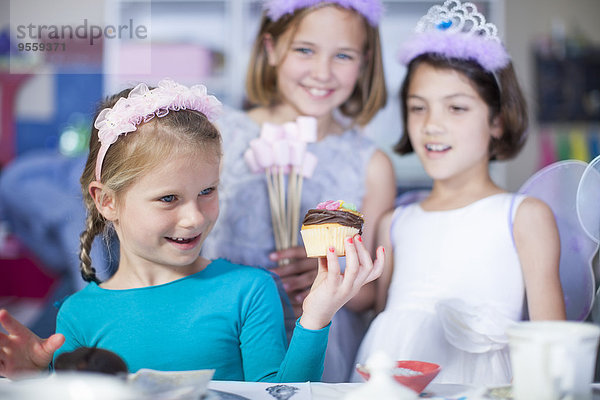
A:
[[79, 89, 222, 283]]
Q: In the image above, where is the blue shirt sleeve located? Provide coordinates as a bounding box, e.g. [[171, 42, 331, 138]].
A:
[[239, 272, 329, 382], [275, 319, 329, 382]]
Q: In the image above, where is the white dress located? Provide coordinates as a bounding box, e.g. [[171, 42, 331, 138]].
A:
[[352, 193, 526, 386]]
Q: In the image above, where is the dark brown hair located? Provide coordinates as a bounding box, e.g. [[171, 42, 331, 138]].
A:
[[245, 4, 387, 126], [394, 53, 528, 161], [54, 347, 128, 375]]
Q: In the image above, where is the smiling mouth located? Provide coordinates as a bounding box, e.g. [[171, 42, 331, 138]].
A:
[[425, 143, 451, 152], [166, 235, 201, 245], [306, 87, 331, 97]]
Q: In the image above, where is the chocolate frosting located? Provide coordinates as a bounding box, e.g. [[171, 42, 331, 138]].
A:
[[302, 209, 364, 233]]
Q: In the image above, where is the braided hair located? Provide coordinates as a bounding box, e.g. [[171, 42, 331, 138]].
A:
[[78, 88, 222, 283]]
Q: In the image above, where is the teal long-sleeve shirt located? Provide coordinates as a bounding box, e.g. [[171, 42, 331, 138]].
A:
[[53, 259, 329, 382]]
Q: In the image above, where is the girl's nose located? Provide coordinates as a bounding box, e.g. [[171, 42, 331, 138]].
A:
[[180, 202, 204, 228], [423, 111, 444, 136], [311, 56, 332, 81]]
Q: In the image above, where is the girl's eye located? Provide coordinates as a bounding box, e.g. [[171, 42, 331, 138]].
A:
[[450, 105, 468, 112], [408, 105, 425, 113], [293, 47, 313, 55], [336, 53, 353, 61], [200, 187, 216, 196], [160, 195, 176, 203]]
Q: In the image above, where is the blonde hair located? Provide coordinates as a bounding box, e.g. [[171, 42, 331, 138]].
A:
[[245, 4, 387, 126], [79, 89, 222, 283]]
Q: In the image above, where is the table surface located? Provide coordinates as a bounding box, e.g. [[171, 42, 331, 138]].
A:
[[210, 381, 600, 400], [3, 376, 600, 399], [0, 377, 475, 399], [215, 381, 503, 399]]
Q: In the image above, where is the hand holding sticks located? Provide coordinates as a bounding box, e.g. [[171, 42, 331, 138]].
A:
[[244, 117, 318, 259]]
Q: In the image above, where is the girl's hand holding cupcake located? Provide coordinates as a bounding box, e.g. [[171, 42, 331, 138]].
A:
[[299, 235, 385, 331]]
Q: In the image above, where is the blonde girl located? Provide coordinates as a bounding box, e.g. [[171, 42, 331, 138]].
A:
[[0, 79, 384, 381]]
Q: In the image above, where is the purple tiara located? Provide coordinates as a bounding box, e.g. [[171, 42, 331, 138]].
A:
[[397, 0, 510, 71], [399, 30, 510, 71], [264, 0, 384, 26]]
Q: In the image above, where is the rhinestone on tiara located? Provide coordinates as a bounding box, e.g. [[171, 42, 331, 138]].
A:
[[397, 0, 510, 72], [415, 0, 500, 41]]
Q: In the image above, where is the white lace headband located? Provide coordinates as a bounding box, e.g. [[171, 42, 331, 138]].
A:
[[94, 78, 222, 181]]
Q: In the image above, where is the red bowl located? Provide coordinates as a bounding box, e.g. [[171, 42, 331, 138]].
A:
[[355, 360, 441, 393]]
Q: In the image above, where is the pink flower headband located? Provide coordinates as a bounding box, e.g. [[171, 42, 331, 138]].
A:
[[94, 78, 222, 181], [264, 0, 384, 26], [398, 0, 510, 72]]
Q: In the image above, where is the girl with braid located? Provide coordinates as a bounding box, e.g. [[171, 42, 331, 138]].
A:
[[0, 79, 384, 381]]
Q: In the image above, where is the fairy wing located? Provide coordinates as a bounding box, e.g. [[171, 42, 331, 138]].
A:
[[519, 160, 597, 321]]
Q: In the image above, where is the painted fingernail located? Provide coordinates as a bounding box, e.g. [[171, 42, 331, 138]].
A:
[[357, 235, 362, 243], [347, 237, 353, 244], [328, 247, 335, 253]]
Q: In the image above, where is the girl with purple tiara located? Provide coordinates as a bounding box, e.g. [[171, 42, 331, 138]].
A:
[[352, 0, 566, 386], [201, 0, 396, 382]]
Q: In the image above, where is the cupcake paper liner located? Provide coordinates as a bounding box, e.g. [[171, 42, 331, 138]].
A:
[[300, 224, 359, 257]]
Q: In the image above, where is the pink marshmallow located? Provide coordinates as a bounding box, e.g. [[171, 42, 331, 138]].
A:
[[289, 141, 307, 167], [260, 122, 283, 142], [282, 121, 299, 140], [272, 140, 290, 167], [243, 148, 262, 173], [301, 152, 318, 178], [296, 116, 317, 142], [250, 138, 274, 169]]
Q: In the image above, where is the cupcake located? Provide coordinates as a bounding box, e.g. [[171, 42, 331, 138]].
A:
[[300, 200, 364, 257]]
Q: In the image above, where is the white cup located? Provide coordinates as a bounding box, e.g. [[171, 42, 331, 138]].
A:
[[507, 321, 600, 400]]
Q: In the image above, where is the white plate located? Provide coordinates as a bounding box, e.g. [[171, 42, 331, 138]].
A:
[[129, 368, 215, 400]]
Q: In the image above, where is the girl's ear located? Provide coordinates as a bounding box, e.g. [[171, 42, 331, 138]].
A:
[[88, 181, 118, 221], [490, 115, 503, 139], [263, 33, 278, 66]]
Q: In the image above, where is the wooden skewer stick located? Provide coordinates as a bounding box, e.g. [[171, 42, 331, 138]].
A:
[[292, 171, 303, 247], [266, 169, 283, 251], [287, 168, 297, 247], [278, 167, 288, 249]]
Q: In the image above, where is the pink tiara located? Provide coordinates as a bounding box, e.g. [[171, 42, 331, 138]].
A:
[[94, 78, 222, 181], [398, 0, 510, 71], [264, 0, 384, 26]]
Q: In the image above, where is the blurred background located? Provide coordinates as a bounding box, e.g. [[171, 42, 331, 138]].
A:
[[0, 0, 599, 340]]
